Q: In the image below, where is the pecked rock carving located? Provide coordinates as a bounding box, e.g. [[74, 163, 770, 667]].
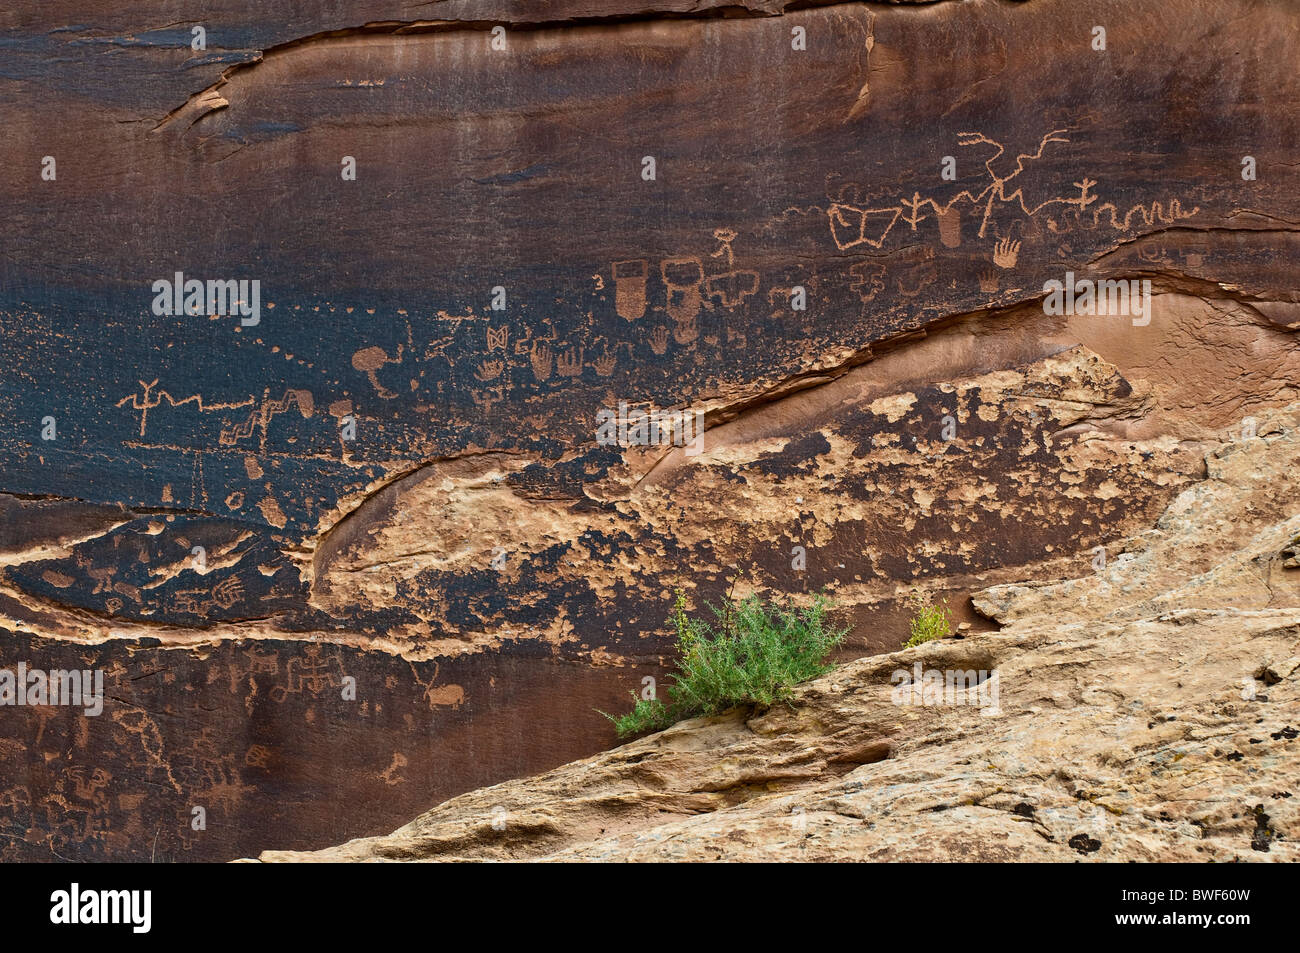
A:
[[0, 0, 1296, 860]]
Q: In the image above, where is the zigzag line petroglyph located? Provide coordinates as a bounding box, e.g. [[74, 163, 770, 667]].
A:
[[1048, 195, 1200, 234], [826, 130, 1198, 253], [116, 381, 255, 438], [219, 389, 315, 448]]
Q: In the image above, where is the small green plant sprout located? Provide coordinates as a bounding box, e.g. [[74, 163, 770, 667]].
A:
[[904, 589, 952, 648], [599, 575, 847, 739]]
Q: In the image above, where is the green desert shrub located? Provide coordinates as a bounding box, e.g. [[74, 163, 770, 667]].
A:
[[601, 583, 847, 739], [904, 589, 952, 648]]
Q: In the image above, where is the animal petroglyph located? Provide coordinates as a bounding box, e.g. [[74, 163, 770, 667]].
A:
[[425, 682, 465, 710], [227, 646, 279, 699], [423, 333, 456, 368], [82, 560, 142, 606], [412, 662, 466, 712], [173, 589, 210, 615]]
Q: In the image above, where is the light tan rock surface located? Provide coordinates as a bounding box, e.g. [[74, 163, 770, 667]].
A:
[[256, 406, 1300, 862]]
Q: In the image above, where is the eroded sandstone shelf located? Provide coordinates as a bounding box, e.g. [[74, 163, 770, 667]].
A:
[[257, 406, 1300, 861], [0, 0, 1296, 860]]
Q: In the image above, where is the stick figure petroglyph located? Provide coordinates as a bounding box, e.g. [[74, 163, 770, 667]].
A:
[[116, 380, 254, 438], [269, 644, 345, 703], [703, 229, 760, 310], [826, 129, 1197, 257]]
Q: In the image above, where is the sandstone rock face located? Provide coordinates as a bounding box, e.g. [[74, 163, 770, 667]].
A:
[[1, 0, 1297, 860], [258, 405, 1300, 861]]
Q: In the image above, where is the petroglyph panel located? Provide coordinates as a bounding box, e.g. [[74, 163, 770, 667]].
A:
[[0, 629, 648, 861], [1, 0, 1297, 859]]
